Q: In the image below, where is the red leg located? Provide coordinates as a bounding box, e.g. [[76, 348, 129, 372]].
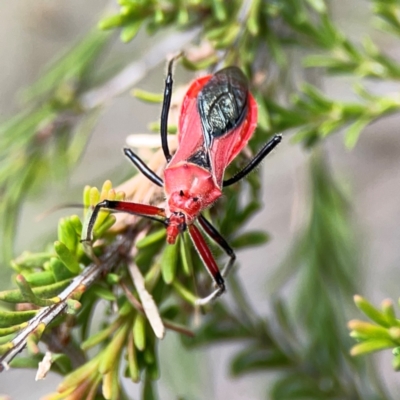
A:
[[198, 215, 236, 278], [82, 200, 167, 242], [188, 224, 225, 305]]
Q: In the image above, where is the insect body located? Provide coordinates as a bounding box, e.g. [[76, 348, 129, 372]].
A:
[[163, 67, 258, 244], [84, 59, 282, 305]]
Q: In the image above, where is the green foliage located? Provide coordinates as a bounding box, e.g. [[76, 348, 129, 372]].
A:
[[0, 173, 260, 398], [0, 0, 400, 399], [186, 154, 387, 399], [0, 30, 110, 264], [98, 0, 244, 44], [349, 295, 400, 370]]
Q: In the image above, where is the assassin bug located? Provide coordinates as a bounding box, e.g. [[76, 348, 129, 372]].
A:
[[83, 59, 282, 305]]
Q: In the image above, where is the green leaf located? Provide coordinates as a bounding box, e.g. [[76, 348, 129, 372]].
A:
[[127, 332, 140, 382], [99, 323, 129, 374], [393, 352, 400, 371], [348, 319, 391, 340], [148, 121, 177, 134], [247, 0, 261, 36], [0, 310, 37, 328], [354, 295, 391, 327], [172, 281, 197, 305], [118, 299, 134, 317], [211, 0, 227, 22], [179, 233, 193, 276], [54, 241, 81, 274], [271, 373, 324, 399], [231, 346, 290, 376], [301, 83, 333, 111], [81, 322, 120, 351], [92, 285, 117, 301], [144, 342, 155, 365], [51, 353, 73, 375], [132, 89, 164, 103], [303, 54, 348, 69], [142, 371, 157, 400], [305, 0, 326, 13], [50, 257, 76, 281], [25, 271, 55, 287], [177, 6, 189, 26], [95, 214, 117, 238], [255, 98, 271, 132], [98, 14, 124, 30], [0, 279, 71, 304], [66, 299, 82, 314], [0, 324, 27, 337], [215, 23, 240, 48], [147, 356, 159, 380], [106, 273, 121, 285], [11, 252, 53, 271], [350, 338, 395, 356], [382, 299, 400, 326], [136, 229, 166, 249], [206, 24, 230, 41], [181, 55, 219, 71], [15, 275, 60, 307], [344, 117, 371, 149], [133, 314, 146, 351], [120, 21, 142, 43], [230, 231, 270, 249], [161, 242, 179, 284]]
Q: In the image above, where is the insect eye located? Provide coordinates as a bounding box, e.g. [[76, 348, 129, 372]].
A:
[[179, 190, 184, 196]]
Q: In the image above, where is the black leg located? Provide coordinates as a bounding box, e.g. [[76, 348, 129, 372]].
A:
[[82, 200, 167, 242], [223, 134, 282, 187], [160, 57, 179, 163], [123, 148, 164, 187], [198, 214, 236, 278]]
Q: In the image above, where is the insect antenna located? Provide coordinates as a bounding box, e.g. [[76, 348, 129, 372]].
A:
[[160, 54, 182, 162]]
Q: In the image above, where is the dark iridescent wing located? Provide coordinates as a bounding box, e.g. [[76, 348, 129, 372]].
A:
[[197, 67, 249, 148]]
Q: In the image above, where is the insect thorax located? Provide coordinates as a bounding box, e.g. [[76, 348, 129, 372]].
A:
[[164, 162, 222, 223]]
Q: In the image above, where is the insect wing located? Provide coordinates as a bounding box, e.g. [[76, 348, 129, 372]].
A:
[[197, 67, 258, 186], [167, 75, 212, 168], [197, 67, 248, 145], [209, 92, 257, 186]]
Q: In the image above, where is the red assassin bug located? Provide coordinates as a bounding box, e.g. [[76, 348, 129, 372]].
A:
[[84, 59, 282, 305]]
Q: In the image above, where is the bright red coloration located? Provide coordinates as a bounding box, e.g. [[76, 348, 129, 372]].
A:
[[85, 62, 281, 305], [178, 75, 258, 185], [164, 74, 258, 242]]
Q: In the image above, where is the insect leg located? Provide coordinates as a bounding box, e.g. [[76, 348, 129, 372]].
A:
[[160, 57, 179, 163], [123, 148, 164, 187], [188, 224, 226, 305], [82, 200, 167, 243], [223, 134, 282, 187], [198, 215, 236, 278]]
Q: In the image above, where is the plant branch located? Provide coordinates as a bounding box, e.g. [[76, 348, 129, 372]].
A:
[[0, 231, 136, 372]]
